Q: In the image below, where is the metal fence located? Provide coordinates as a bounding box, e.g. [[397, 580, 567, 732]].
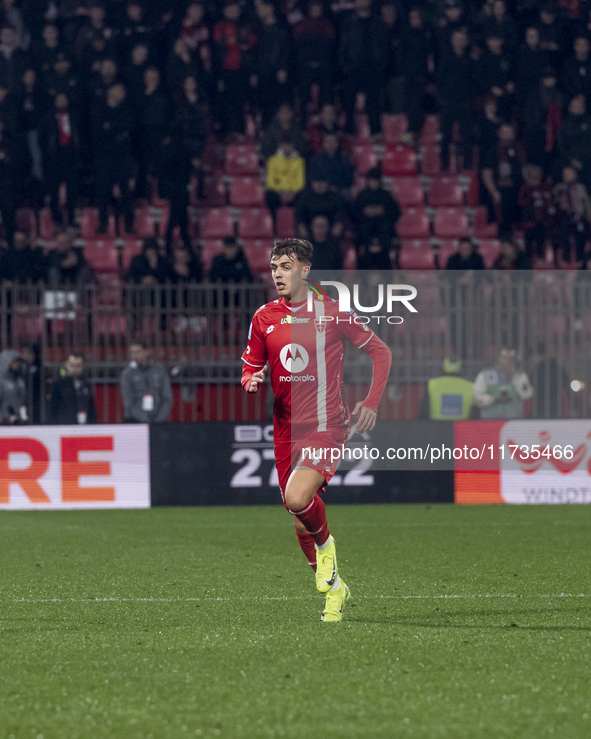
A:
[[2, 271, 590, 422]]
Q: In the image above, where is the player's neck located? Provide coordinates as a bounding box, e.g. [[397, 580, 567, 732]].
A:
[[285, 285, 309, 305]]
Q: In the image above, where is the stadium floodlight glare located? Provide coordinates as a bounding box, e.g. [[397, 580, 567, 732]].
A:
[[570, 379, 585, 392]]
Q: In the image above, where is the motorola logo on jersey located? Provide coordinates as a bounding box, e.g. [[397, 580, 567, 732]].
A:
[[279, 343, 310, 373]]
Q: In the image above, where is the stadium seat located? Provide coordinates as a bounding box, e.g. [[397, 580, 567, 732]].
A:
[[381, 113, 408, 143], [399, 240, 436, 269], [350, 142, 378, 176], [390, 177, 424, 207], [80, 208, 118, 239], [133, 206, 156, 238], [200, 239, 224, 271], [84, 239, 119, 273], [122, 239, 143, 270], [433, 208, 469, 238], [192, 171, 227, 207], [275, 207, 295, 238], [473, 206, 498, 238], [39, 208, 55, 240], [427, 177, 464, 207], [242, 239, 274, 272], [418, 115, 440, 145], [224, 144, 259, 176], [382, 144, 417, 176], [436, 240, 459, 268], [238, 208, 274, 239], [420, 145, 441, 176], [396, 208, 431, 239], [229, 176, 265, 207], [477, 239, 501, 268], [201, 207, 234, 239], [15, 208, 37, 238]]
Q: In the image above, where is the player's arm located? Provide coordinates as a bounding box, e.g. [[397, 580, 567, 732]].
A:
[[240, 312, 268, 394], [345, 322, 392, 433]]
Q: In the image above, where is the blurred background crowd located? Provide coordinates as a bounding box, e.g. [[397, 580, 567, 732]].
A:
[[1, 0, 591, 283]]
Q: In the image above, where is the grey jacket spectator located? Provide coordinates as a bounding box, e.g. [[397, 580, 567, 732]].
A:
[[120, 344, 172, 423], [0, 349, 28, 424]]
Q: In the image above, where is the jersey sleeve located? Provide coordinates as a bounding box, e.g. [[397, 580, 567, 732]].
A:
[[241, 310, 268, 392]]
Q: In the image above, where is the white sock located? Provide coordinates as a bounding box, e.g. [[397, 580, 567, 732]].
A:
[[315, 536, 331, 551], [330, 575, 341, 592]]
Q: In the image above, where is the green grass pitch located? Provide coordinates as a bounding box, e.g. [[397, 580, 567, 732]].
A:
[[1, 504, 590, 738]]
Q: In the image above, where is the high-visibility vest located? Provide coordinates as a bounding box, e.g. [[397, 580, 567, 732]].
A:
[[427, 375, 474, 420]]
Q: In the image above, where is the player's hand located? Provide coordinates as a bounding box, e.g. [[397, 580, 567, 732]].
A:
[[248, 365, 267, 393], [352, 402, 377, 434]]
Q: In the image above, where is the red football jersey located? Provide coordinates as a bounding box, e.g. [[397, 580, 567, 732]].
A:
[[241, 295, 391, 442]]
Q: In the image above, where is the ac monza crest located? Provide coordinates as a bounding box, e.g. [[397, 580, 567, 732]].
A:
[[314, 318, 326, 333]]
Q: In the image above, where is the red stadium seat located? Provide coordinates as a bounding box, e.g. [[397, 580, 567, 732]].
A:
[[80, 208, 119, 239], [420, 145, 441, 176], [437, 240, 459, 268], [201, 207, 234, 239], [396, 208, 431, 239], [350, 142, 378, 176], [133, 206, 156, 238], [200, 239, 224, 271], [382, 144, 417, 176], [428, 177, 464, 207], [15, 208, 37, 238], [224, 144, 259, 176], [122, 239, 143, 270], [229, 176, 265, 207], [242, 239, 274, 273], [390, 177, 424, 207], [275, 207, 295, 238], [433, 208, 469, 238], [399, 240, 436, 269], [381, 113, 408, 143], [477, 239, 501, 268], [84, 239, 119, 273], [473, 206, 498, 238], [39, 208, 55, 240], [418, 115, 440, 145], [238, 208, 274, 239]]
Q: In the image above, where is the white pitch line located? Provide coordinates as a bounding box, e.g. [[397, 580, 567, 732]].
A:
[[5, 593, 591, 605]]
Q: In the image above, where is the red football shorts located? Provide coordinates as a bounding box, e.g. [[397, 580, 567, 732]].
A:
[[274, 427, 350, 498]]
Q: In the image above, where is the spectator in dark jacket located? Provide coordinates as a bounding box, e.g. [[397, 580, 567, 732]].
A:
[[445, 237, 486, 270], [251, 0, 291, 126], [93, 82, 135, 234], [397, 7, 434, 143], [481, 123, 525, 235], [261, 102, 306, 160], [127, 237, 169, 285], [560, 36, 591, 103], [338, 0, 389, 135], [514, 27, 548, 102], [0, 118, 17, 241], [309, 214, 343, 270], [210, 235, 253, 284], [47, 231, 91, 287], [295, 168, 347, 239], [212, 0, 255, 137], [353, 166, 401, 250], [40, 92, 80, 227], [0, 230, 44, 284], [134, 66, 169, 197], [307, 132, 354, 196], [0, 24, 29, 88], [558, 94, 591, 190], [522, 66, 563, 167], [292, 0, 336, 111], [437, 29, 476, 170], [48, 353, 98, 425]]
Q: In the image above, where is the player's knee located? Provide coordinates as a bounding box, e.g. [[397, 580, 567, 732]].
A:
[[283, 486, 311, 514]]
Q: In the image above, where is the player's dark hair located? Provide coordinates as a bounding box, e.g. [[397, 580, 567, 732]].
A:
[[271, 238, 313, 266]]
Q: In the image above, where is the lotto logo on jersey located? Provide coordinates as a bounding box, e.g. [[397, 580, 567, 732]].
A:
[[279, 343, 309, 373]]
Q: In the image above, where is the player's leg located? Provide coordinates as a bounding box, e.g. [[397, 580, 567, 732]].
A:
[[284, 468, 339, 594], [293, 517, 317, 572]]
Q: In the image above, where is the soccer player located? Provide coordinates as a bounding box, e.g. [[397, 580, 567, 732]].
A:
[[241, 239, 392, 621]]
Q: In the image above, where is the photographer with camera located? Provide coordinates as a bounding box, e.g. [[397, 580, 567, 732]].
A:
[[472, 347, 534, 419]]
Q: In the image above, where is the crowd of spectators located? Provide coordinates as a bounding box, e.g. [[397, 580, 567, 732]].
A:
[[0, 0, 591, 279]]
